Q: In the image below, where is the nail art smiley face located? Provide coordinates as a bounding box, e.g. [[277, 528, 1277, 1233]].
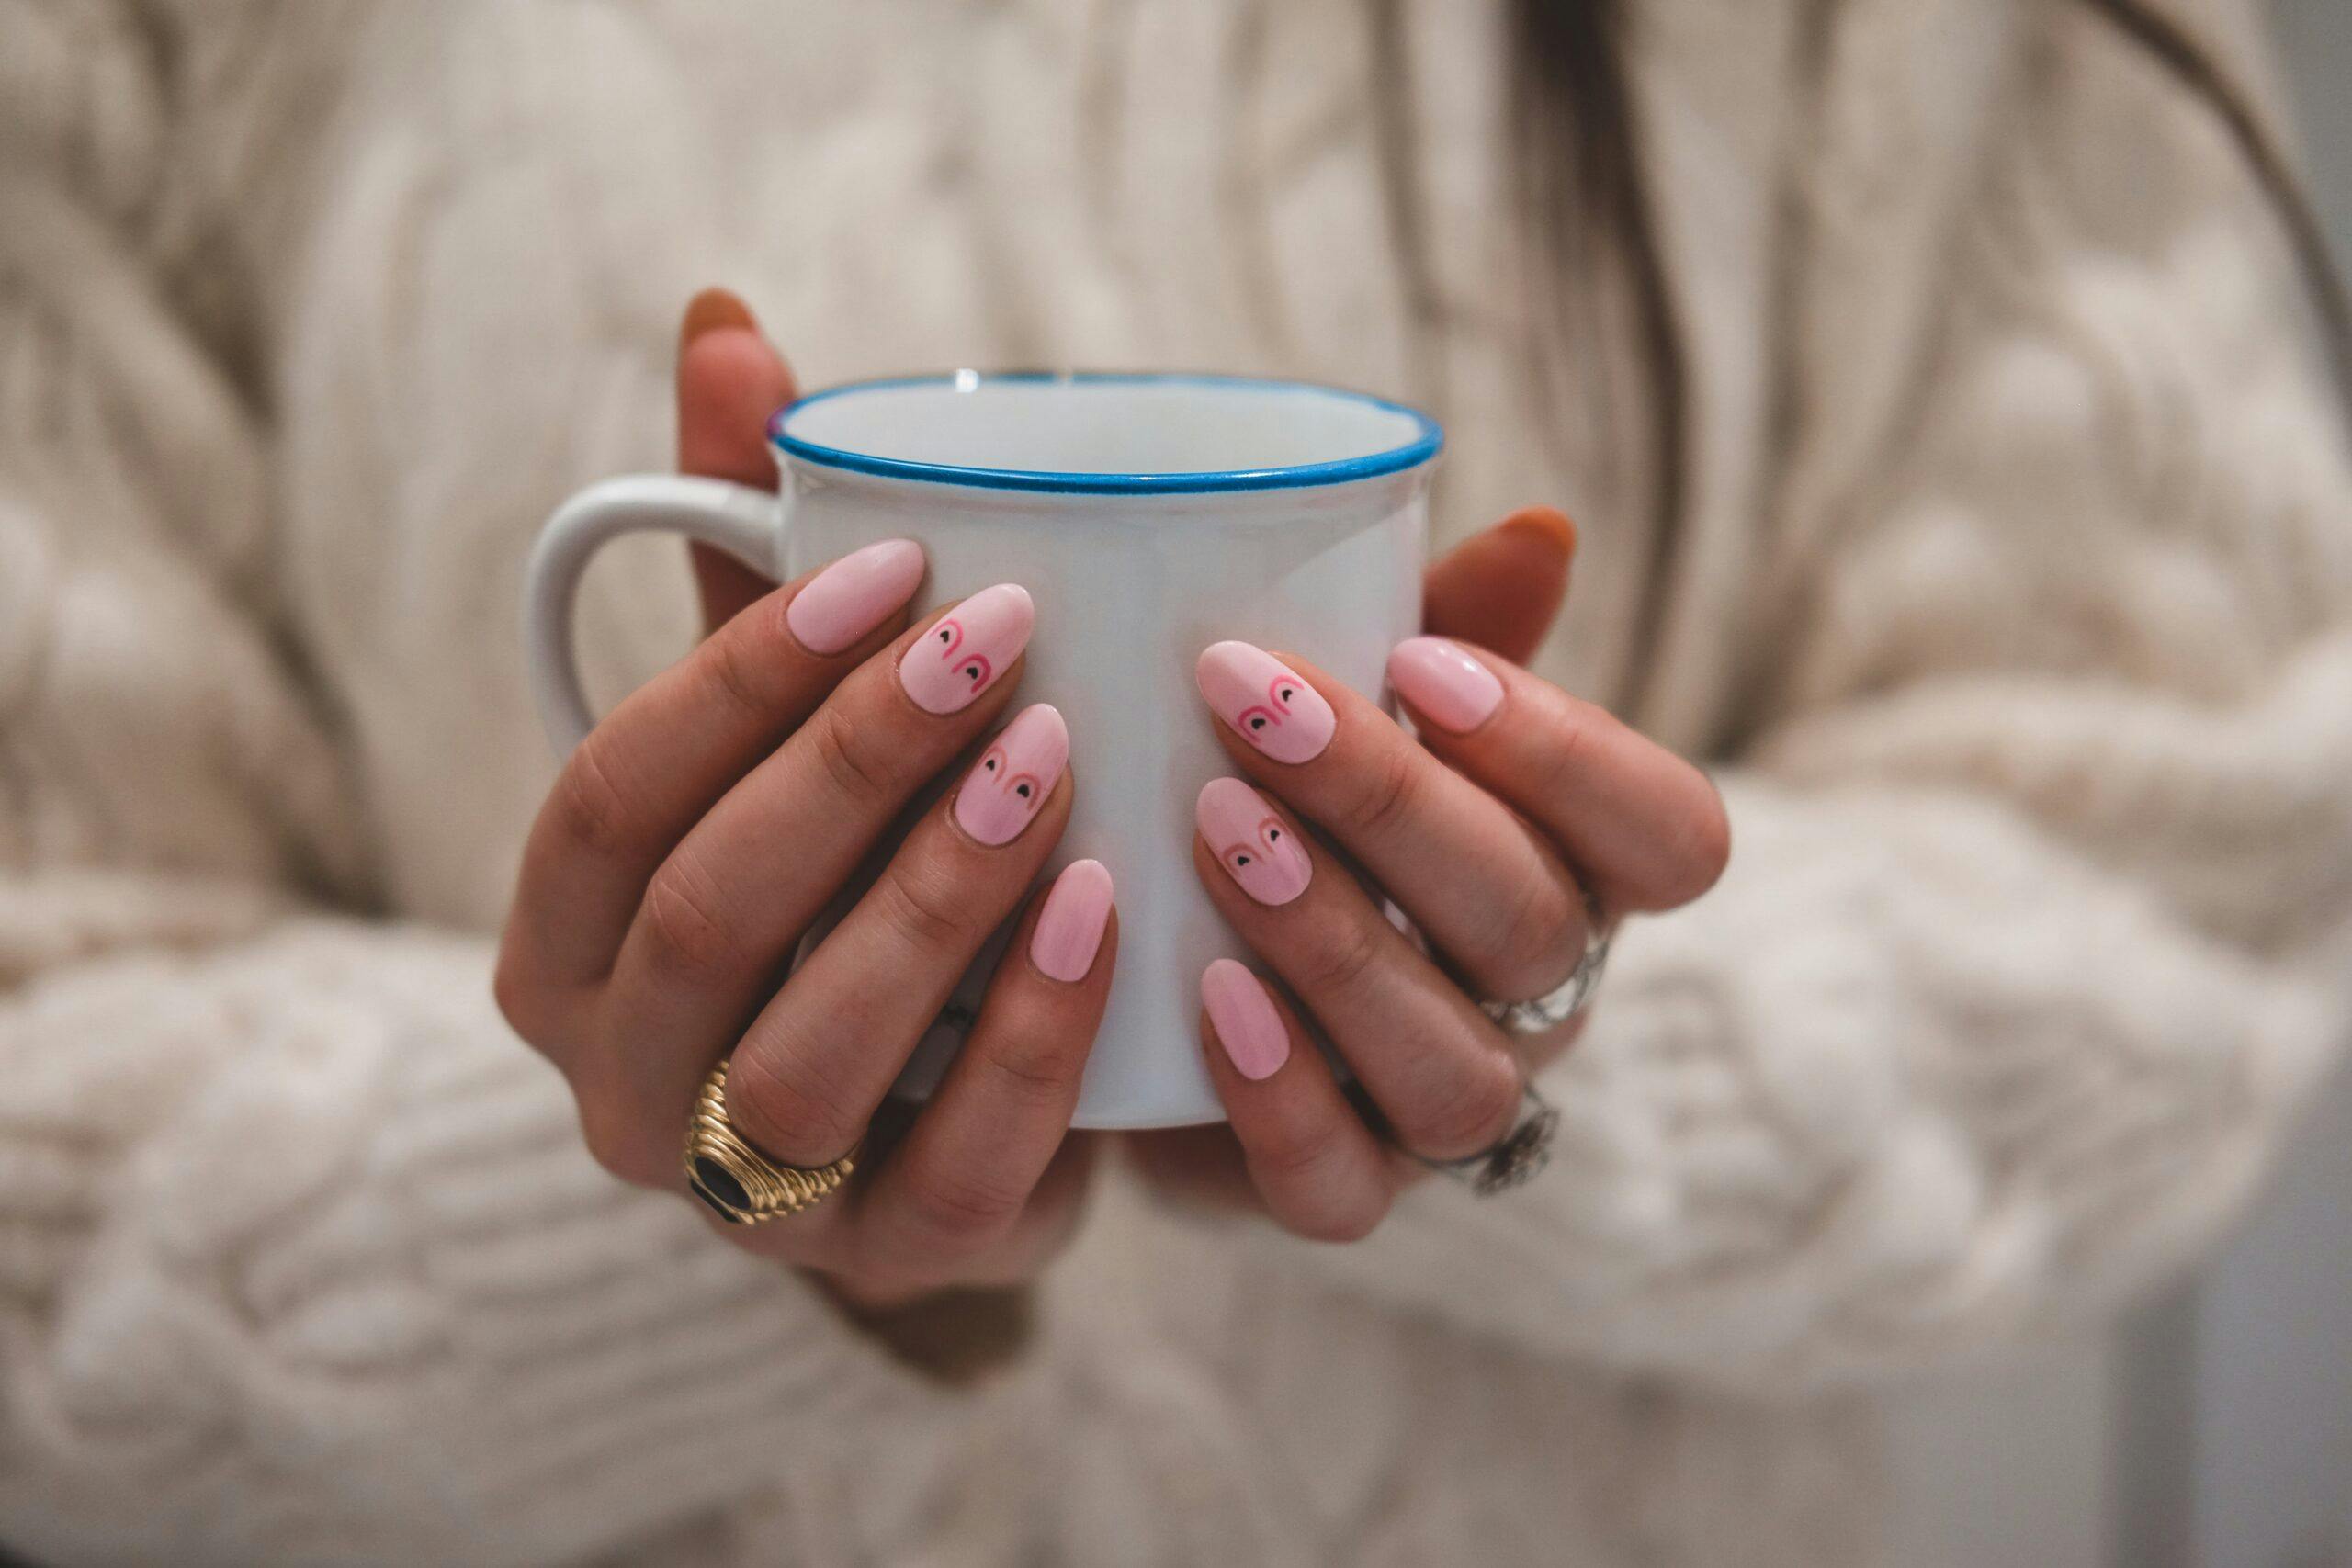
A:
[[1220, 814, 1304, 883], [899, 585, 1033, 716], [955, 705, 1069, 847], [1196, 777, 1313, 905], [1234, 675, 1300, 741], [976, 740, 1044, 813], [1195, 641, 1335, 764], [931, 617, 993, 694]]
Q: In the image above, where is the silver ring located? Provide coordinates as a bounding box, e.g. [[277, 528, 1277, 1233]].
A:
[[1416, 1079, 1560, 1195], [1479, 892, 1613, 1039]]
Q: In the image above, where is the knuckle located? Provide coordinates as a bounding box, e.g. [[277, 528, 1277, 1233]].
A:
[[726, 1045, 865, 1167], [1407, 1057, 1523, 1160], [637, 852, 746, 984], [1668, 782, 1734, 902], [1250, 1098, 1354, 1189], [573, 1082, 656, 1187], [696, 622, 777, 723], [808, 701, 900, 803], [973, 1030, 1085, 1112], [552, 736, 642, 862], [492, 948, 548, 1040], [874, 857, 985, 955], [1484, 874, 1583, 998], [1337, 746, 1425, 840], [899, 1160, 1028, 1249], [1529, 706, 1597, 808], [1294, 912, 1385, 998]]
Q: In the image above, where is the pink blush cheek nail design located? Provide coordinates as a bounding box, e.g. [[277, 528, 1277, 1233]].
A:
[[955, 704, 1069, 846], [1202, 959, 1290, 1080], [1196, 777, 1312, 906], [1195, 641, 1334, 763], [901, 583, 1035, 715]]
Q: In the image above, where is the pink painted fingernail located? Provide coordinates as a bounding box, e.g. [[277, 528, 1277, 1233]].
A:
[[955, 703, 1068, 846], [1196, 777, 1312, 906], [1202, 959, 1289, 1080], [1195, 641, 1335, 763], [1031, 859, 1114, 982], [900, 583, 1034, 714], [1386, 636, 1504, 734], [785, 539, 927, 655]]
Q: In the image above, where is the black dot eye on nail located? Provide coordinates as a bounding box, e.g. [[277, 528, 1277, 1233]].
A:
[[1235, 853, 1253, 866], [1015, 784, 1032, 798], [1249, 717, 1266, 730]]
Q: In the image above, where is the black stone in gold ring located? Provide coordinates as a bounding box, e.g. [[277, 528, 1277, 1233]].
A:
[[683, 1062, 859, 1224]]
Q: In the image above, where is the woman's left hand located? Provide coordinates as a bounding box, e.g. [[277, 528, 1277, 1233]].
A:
[[1128, 515, 1729, 1240]]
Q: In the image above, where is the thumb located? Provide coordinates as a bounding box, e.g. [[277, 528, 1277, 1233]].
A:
[[1422, 506, 1576, 665], [676, 288, 797, 630]]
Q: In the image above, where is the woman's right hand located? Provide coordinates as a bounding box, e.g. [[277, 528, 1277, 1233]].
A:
[[494, 293, 1116, 1307]]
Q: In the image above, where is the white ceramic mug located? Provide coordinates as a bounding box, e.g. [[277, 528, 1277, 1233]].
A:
[[526, 372, 1438, 1128]]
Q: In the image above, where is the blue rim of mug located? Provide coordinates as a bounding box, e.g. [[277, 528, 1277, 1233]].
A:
[[766, 371, 1443, 495]]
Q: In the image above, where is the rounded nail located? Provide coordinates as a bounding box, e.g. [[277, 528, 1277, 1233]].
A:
[[901, 583, 1034, 714], [679, 287, 758, 349], [1031, 860, 1114, 982], [1202, 959, 1290, 1080], [956, 704, 1069, 846], [1195, 641, 1335, 763], [786, 539, 926, 654], [1386, 637, 1504, 734], [1196, 777, 1311, 906]]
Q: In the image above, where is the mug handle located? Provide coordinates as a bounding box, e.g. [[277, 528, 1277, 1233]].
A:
[[523, 474, 782, 753]]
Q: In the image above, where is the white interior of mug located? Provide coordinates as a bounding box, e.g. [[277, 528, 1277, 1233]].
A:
[[770, 372, 1440, 492]]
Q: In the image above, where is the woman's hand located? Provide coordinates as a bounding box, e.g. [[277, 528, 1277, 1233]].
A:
[[1133, 521, 1729, 1239], [495, 294, 1116, 1306]]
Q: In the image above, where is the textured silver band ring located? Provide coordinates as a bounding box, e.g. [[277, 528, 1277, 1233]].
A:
[[1479, 890, 1613, 1040], [1419, 891, 1611, 1195], [1415, 1078, 1562, 1195]]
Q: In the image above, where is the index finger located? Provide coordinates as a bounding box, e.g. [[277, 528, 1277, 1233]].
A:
[[502, 538, 927, 991], [1387, 637, 1730, 911]]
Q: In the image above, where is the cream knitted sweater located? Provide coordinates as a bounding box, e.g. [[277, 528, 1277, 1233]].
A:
[[3, 0, 2348, 1562]]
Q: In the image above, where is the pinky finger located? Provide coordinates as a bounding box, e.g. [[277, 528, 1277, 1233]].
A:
[[1199, 961, 1395, 1242]]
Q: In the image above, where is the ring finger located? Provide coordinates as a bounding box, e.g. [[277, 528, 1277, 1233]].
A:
[[723, 704, 1074, 1168], [1191, 777, 1524, 1161], [848, 858, 1118, 1292]]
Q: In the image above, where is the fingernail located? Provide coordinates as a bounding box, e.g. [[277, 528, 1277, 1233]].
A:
[[956, 704, 1068, 846], [1196, 777, 1312, 906], [786, 539, 926, 654], [1031, 859, 1114, 982], [1499, 504, 1577, 558], [900, 583, 1034, 714], [1202, 959, 1289, 1080], [1195, 641, 1335, 763], [1386, 637, 1504, 734], [680, 286, 758, 348]]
